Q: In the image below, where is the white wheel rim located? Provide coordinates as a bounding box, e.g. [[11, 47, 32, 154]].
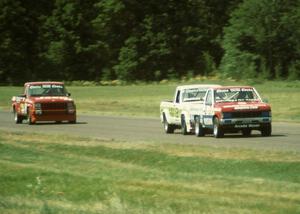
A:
[[164, 121, 168, 131], [195, 122, 199, 135], [14, 112, 17, 122], [214, 124, 218, 136]]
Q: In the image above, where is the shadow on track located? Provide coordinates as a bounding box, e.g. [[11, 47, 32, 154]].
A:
[[20, 121, 88, 125], [170, 131, 286, 138]]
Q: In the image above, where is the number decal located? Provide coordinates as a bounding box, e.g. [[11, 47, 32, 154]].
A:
[[20, 103, 26, 114], [169, 108, 180, 118]]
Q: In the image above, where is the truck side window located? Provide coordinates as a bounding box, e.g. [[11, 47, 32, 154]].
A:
[[175, 90, 181, 103], [206, 90, 212, 106]]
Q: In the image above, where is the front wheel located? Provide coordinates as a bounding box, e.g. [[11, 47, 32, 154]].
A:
[[213, 117, 224, 138], [27, 110, 35, 125], [261, 124, 272, 136], [163, 114, 174, 134], [69, 120, 76, 124], [242, 129, 251, 137], [195, 116, 205, 137], [14, 109, 23, 124], [181, 115, 188, 135]]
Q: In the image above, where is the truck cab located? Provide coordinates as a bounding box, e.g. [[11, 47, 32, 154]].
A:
[[12, 82, 76, 124]]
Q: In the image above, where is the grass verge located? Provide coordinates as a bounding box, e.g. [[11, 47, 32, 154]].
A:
[[0, 131, 300, 213]]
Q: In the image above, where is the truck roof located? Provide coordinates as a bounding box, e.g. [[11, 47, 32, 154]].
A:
[[24, 81, 64, 86], [214, 86, 253, 90], [176, 84, 221, 90]]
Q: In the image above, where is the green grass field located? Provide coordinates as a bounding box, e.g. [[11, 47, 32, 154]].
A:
[[0, 131, 300, 213], [0, 80, 299, 121]]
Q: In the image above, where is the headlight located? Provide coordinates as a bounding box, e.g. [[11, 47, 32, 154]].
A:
[[67, 102, 75, 113], [222, 112, 232, 119], [34, 103, 41, 109], [67, 102, 75, 109], [261, 111, 271, 117]]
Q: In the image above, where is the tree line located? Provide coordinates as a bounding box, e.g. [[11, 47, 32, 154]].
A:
[[0, 0, 299, 85]]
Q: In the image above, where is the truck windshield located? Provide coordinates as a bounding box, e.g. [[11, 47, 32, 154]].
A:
[[28, 85, 67, 97], [182, 88, 207, 102], [214, 88, 260, 102]]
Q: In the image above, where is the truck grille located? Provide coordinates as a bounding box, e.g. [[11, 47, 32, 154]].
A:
[[232, 111, 262, 118], [41, 103, 67, 110]]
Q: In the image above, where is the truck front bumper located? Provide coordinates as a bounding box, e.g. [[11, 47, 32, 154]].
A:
[[32, 110, 76, 122], [220, 117, 271, 129]]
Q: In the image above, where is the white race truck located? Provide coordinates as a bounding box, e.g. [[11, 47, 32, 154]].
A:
[[160, 84, 220, 134]]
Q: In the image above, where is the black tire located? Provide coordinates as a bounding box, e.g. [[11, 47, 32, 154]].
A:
[[163, 114, 174, 134], [181, 115, 188, 135], [261, 123, 272, 136], [27, 109, 35, 125], [14, 109, 23, 124], [213, 117, 224, 138], [242, 129, 251, 137], [195, 116, 205, 137], [69, 120, 76, 124]]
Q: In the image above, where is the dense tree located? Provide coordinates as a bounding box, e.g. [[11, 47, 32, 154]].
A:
[[0, 0, 298, 84], [42, 0, 107, 81], [221, 0, 300, 79], [0, 0, 52, 84], [95, 0, 241, 81]]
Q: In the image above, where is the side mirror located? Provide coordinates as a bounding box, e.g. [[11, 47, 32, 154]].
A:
[[67, 93, 71, 97], [262, 98, 269, 103]]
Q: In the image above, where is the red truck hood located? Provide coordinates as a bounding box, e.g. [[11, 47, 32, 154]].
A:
[[215, 101, 271, 112], [29, 96, 74, 103]]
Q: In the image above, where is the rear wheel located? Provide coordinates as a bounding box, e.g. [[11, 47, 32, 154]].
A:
[[27, 109, 35, 125], [181, 115, 188, 135], [242, 129, 251, 137], [213, 117, 224, 138], [14, 109, 23, 124], [261, 123, 271, 136], [195, 116, 205, 137], [163, 114, 174, 134]]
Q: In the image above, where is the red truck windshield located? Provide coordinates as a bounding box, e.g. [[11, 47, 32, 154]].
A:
[[28, 84, 67, 97], [214, 88, 260, 102]]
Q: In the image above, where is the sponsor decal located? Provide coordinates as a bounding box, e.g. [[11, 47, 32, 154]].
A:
[[249, 124, 260, 127], [234, 106, 259, 110], [224, 104, 265, 109], [36, 97, 71, 101], [234, 124, 248, 128], [234, 124, 260, 128], [169, 108, 180, 118], [30, 84, 63, 89], [20, 103, 26, 114], [216, 88, 254, 93]]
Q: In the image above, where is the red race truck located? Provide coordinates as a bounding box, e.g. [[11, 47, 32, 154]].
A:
[[12, 82, 76, 124], [193, 86, 272, 138]]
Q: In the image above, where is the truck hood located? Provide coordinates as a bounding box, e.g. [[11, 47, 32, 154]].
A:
[[29, 96, 74, 103], [215, 101, 271, 112]]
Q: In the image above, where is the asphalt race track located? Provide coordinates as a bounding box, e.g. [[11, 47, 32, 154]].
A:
[[0, 111, 299, 152]]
